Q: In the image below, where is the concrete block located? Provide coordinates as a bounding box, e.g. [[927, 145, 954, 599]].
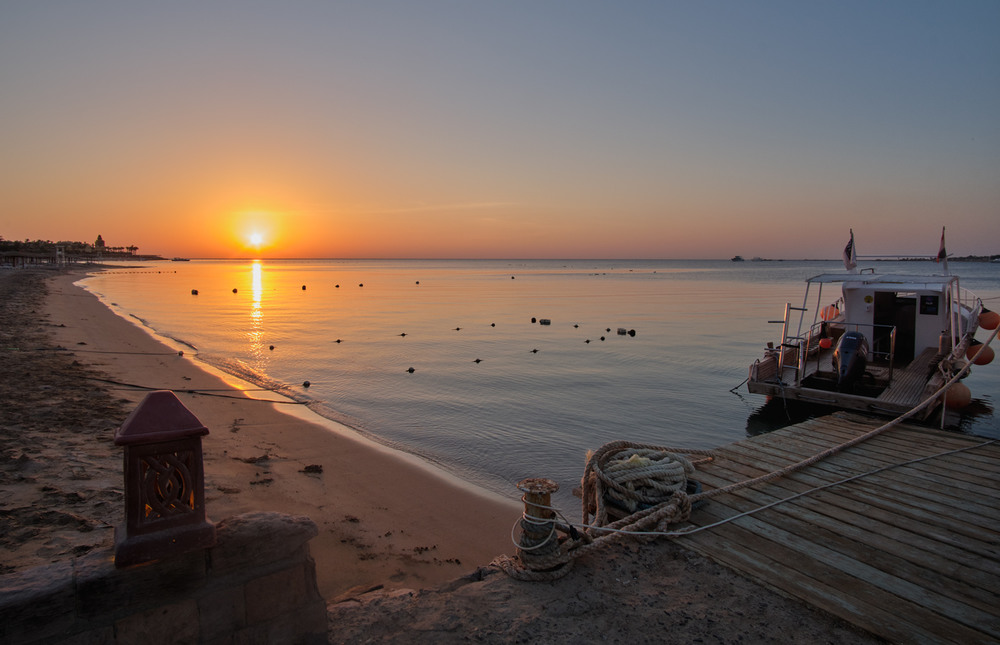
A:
[[114, 599, 199, 645], [244, 564, 308, 624], [0, 560, 76, 643], [74, 548, 206, 618], [197, 584, 246, 642], [209, 513, 317, 575]]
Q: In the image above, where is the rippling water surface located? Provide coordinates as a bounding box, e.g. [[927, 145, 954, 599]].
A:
[[82, 259, 1000, 509]]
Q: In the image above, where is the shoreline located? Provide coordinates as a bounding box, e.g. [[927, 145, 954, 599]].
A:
[[9, 268, 520, 598], [1, 267, 882, 642], [79, 272, 517, 510]]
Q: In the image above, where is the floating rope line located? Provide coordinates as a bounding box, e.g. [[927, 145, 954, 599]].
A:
[[26, 347, 182, 356], [73, 374, 306, 404], [494, 325, 998, 581]]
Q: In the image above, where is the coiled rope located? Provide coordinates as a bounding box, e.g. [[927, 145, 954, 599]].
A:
[[494, 325, 999, 581]]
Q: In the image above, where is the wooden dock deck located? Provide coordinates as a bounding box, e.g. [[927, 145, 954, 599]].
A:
[[675, 412, 1000, 644]]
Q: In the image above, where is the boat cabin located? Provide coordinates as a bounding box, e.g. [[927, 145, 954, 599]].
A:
[[748, 268, 982, 418]]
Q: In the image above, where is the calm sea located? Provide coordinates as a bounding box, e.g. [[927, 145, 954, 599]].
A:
[[81, 259, 1000, 509]]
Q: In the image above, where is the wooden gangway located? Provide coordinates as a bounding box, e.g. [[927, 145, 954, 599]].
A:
[[675, 412, 1000, 644]]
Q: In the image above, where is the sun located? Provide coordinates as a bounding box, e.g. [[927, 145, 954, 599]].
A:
[[249, 232, 264, 247]]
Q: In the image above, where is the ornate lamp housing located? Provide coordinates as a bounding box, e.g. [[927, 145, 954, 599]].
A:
[[114, 390, 216, 567]]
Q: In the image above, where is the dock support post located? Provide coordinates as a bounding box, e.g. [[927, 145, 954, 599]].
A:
[[515, 478, 562, 568]]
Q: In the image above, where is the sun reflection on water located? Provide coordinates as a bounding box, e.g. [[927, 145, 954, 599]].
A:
[[248, 260, 264, 358]]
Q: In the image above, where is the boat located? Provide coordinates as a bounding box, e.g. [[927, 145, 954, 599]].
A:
[[746, 229, 994, 420], [171, 257, 190, 262]]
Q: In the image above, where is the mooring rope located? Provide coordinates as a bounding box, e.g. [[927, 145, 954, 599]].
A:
[[494, 325, 999, 581]]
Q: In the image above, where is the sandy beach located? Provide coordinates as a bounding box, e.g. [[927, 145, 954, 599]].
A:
[[2, 267, 520, 598], [1, 267, 880, 643]]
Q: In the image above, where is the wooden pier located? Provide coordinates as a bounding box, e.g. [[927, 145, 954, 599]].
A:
[[675, 412, 1000, 644]]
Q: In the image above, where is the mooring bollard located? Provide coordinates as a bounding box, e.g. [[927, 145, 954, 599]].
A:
[[516, 478, 562, 566], [113, 390, 216, 567]]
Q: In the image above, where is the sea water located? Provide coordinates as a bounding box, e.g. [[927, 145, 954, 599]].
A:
[[81, 259, 1000, 510]]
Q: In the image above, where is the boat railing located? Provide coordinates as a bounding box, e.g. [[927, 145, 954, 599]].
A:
[[791, 321, 897, 387]]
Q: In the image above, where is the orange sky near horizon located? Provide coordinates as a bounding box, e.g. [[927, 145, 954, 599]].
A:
[[2, 3, 998, 260]]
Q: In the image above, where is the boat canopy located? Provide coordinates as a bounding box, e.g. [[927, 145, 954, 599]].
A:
[[805, 273, 959, 292]]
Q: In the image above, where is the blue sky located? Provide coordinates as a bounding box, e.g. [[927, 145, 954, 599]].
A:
[[1, 2, 997, 258]]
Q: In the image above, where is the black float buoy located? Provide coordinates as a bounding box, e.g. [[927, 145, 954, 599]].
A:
[[531, 317, 537, 323], [269, 345, 274, 351], [406, 367, 415, 373], [191, 289, 198, 295], [302, 285, 307, 290], [303, 380, 311, 388], [232, 288, 237, 293]]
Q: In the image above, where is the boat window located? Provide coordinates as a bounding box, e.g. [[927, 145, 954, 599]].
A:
[[919, 295, 939, 316]]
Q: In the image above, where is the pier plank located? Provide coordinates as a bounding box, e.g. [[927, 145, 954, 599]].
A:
[[673, 413, 1000, 644], [712, 443, 1000, 559]]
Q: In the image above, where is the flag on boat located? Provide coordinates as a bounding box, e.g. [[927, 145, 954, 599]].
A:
[[937, 227, 949, 274], [843, 229, 857, 270]]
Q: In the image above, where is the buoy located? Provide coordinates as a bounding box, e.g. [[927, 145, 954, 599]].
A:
[[966, 339, 995, 366], [359, 283, 364, 287], [335, 284, 340, 288], [232, 288, 238, 293], [191, 289, 198, 295], [944, 381, 972, 408], [531, 317, 537, 323], [406, 367, 415, 373], [178, 351, 184, 356], [474, 358, 482, 363], [303, 380, 311, 388], [819, 337, 833, 350], [980, 308, 999, 330], [628, 329, 636, 337], [269, 345, 274, 351]]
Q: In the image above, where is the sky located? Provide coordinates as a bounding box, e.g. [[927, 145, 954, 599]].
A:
[[1, 2, 998, 259]]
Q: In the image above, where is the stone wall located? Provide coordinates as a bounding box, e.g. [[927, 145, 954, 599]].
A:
[[0, 512, 327, 645]]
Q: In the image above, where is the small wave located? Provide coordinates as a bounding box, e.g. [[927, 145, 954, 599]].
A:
[[126, 314, 199, 351]]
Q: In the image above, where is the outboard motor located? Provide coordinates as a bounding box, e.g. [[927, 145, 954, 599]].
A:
[[833, 331, 870, 390]]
